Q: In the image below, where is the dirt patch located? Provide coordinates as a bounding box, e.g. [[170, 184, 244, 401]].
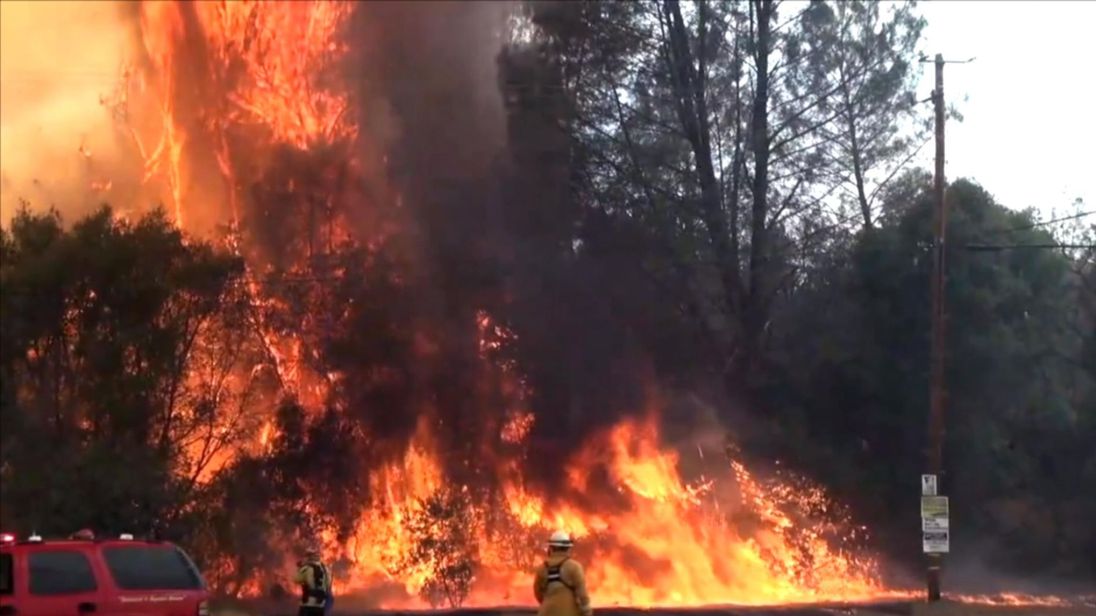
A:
[[210, 604, 1096, 616], [908, 602, 1096, 616]]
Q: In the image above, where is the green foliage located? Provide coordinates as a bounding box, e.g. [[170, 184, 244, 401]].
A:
[[520, 0, 935, 385], [798, 1, 928, 227], [770, 178, 1094, 575], [0, 205, 245, 537]]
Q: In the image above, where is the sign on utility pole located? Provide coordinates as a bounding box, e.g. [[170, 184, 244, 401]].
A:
[[923, 530, 950, 554], [921, 474, 938, 496], [921, 495, 950, 554]]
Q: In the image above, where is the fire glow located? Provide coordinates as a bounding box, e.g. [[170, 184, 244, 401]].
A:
[[6, 0, 1081, 610]]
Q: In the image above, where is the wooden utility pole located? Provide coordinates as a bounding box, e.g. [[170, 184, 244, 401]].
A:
[[926, 52, 947, 603]]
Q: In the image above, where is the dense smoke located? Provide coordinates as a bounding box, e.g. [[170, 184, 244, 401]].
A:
[[343, 1, 661, 486], [336, 0, 518, 456]]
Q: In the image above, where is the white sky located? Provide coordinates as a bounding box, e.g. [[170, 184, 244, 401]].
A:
[[915, 0, 1096, 216]]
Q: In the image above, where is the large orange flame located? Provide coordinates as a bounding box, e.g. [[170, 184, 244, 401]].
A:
[[193, 1, 356, 150], [268, 397, 907, 608]]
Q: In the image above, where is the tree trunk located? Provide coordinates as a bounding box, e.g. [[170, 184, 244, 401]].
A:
[[842, 75, 872, 229], [850, 119, 872, 229], [744, 0, 774, 374], [662, 0, 743, 353], [729, 22, 745, 290]]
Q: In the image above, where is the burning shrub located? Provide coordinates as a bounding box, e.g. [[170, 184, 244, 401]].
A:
[[392, 487, 479, 608]]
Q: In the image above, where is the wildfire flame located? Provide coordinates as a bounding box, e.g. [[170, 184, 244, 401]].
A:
[[193, 1, 356, 150], [314, 406, 903, 607], [13, 0, 1081, 610]]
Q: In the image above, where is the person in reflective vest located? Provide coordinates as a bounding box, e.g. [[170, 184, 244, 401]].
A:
[[533, 531, 592, 616], [294, 545, 331, 616]]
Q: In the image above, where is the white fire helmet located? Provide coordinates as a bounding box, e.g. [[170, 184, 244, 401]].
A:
[[547, 530, 573, 548]]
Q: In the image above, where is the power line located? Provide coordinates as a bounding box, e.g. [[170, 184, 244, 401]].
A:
[[982, 210, 1094, 237], [964, 243, 1095, 252]]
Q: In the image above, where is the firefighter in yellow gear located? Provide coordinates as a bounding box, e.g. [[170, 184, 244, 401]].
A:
[[294, 545, 331, 616], [533, 531, 592, 616]]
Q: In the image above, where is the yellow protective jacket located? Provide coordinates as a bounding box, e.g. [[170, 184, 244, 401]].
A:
[[294, 559, 331, 608], [533, 554, 592, 616]]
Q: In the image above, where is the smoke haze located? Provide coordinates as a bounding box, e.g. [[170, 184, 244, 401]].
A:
[[0, 1, 137, 223]]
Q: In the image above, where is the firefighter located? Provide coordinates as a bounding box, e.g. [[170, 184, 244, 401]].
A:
[[294, 545, 331, 616], [533, 531, 592, 616]]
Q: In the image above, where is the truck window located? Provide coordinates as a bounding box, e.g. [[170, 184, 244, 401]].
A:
[[1, 553, 12, 595], [102, 545, 202, 590], [28, 550, 97, 595]]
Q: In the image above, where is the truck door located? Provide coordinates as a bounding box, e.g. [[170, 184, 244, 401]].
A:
[[20, 548, 102, 616]]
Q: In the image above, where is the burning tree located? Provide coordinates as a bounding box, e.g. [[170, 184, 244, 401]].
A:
[[0, 205, 259, 536]]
